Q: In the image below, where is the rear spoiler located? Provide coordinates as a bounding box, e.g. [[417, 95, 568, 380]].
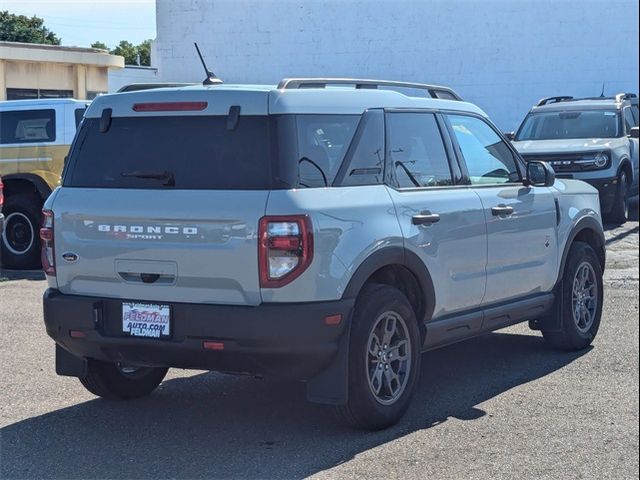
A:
[[117, 83, 197, 93]]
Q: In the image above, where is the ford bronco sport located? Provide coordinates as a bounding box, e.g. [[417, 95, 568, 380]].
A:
[[511, 93, 639, 224], [0, 98, 88, 268], [42, 79, 606, 429]]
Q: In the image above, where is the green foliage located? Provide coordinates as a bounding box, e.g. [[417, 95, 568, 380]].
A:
[[137, 39, 152, 66], [111, 40, 137, 64], [0, 10, 61, 45], [92, 39, 152, 66], [91, 41, 108, 50]]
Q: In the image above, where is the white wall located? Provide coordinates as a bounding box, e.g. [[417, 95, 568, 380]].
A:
[[154, 0, 639, 130], [108, 65, 158, 93]]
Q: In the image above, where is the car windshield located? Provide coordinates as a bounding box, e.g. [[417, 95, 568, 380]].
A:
[[516, 110, 620, 140]]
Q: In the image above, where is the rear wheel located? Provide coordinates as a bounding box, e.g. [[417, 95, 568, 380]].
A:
[[542, 241, 603, 351], [79, 360, 168, 399], [1, 193, 43, 269], [606, 171, 629, 224], [335, 284, 421, 430]]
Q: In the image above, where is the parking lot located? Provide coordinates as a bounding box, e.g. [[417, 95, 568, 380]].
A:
[[1, 206, 638, 480]]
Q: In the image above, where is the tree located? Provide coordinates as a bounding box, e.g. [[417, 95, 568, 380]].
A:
[[91, 39, 153, 66], [136, 39, 152, 66], [91, 41, 108, 50], [0, 10, 61, 45], [111, 40, 138, 65]]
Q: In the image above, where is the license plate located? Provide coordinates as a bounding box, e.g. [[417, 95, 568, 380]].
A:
[[122, 302, 171, 339]]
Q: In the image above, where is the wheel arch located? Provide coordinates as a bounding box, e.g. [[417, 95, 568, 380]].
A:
[[1, 174, 52, 201], [342, 247, 436, 338], [556, 217, 606, 288], [617, 157, 633, 187]]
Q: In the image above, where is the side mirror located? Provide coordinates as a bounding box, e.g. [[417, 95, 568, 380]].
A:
[[630, 126, 639, 139], [504, 131, 515, 141], [526, 161, 555, 187]]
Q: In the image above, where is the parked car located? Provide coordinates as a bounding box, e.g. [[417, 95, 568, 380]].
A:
[[42, 78, 605, 429], [0, 98, 89, 269], [510, 93, 639, 224], [0, 176, 4, 238]]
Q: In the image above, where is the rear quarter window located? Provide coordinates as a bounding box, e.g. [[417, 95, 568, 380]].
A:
[[0, 109, 56, 144]]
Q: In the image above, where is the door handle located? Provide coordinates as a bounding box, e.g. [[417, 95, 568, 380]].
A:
[[412, 211, 441, 225], [491, 205, 514, 216]]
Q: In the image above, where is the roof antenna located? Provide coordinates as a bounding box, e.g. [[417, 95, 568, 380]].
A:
[[599, 83, 606, 98], [194, 43, 222, 85]]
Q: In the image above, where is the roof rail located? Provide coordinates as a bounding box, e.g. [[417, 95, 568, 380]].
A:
[[277, 78, 463, 101], [536, 96, 574, 107], [615, 92, 638, 103]]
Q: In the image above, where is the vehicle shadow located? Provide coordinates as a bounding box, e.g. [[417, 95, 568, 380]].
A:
[[0, 269, 45, 282], [0, 331, 588, 480]]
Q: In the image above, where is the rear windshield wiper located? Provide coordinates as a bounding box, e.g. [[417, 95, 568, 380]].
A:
[[121, 170, 175, 187]]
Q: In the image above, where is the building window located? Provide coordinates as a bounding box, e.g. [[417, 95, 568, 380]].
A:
[[0, 109, 56, 144], [6, 88, 73, 100]]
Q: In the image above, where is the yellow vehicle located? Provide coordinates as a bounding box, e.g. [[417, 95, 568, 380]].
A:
[[0, 99, 88, 269]]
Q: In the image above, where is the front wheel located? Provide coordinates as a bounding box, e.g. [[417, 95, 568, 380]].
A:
[[79, 360, 168, 399], [542, 241, 603, 351], [606, 171, 629, 224], [335, 284, 421, 430]]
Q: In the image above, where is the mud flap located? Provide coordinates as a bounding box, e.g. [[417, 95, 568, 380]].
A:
[[529, 283, 564, 333], [55, 344, 87, 377], [306, 322, 351, 405]]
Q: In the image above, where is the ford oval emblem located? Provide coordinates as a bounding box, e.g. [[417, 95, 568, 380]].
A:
[[62, 252, 79, 263]]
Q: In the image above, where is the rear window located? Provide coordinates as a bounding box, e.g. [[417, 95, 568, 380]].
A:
[[65, 115, 271, 189], [0, 109, 56, 144]]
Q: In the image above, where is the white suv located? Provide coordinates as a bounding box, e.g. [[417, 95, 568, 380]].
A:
[[511, 93, 639, 224], [42, 79, 605, 429]]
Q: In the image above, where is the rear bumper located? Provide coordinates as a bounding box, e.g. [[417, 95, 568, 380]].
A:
[[43, 289, 354, 381]]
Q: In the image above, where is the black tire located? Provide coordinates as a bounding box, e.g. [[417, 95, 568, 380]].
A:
[[335, 284, 421, 430], [79, 360, 168, 399], [606, 171, 629, 225], [1, 193, 43, 269], [542, 241, 603, 351]]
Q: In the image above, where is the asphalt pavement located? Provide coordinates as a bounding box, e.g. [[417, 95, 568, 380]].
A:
[[0, 207, 638, 480]]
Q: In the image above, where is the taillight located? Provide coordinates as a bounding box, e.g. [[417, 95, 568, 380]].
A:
[[40, 209, 55, 276], [258, 215, 313, 288], [0, 177, 4, 207]]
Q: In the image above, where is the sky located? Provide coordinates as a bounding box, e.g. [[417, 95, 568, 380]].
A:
[[3, 0, 156, 49]]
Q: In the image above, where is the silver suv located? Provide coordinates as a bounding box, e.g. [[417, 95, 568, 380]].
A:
[[511, 93, 639, 224], [42, 79, 606, 429]]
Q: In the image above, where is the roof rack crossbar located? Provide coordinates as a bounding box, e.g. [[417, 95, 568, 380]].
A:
[[277, 78, 463, 101], [615, 92, 638, 103], [536, 96, 574, 107]]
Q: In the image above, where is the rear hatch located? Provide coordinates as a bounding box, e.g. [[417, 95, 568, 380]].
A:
[[52, 89, 270, 305]]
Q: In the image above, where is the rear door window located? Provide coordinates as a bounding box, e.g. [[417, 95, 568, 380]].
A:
[[0, 109, 56, 144], [65, 115, 271, 189], [387, 112, 453, 188]]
